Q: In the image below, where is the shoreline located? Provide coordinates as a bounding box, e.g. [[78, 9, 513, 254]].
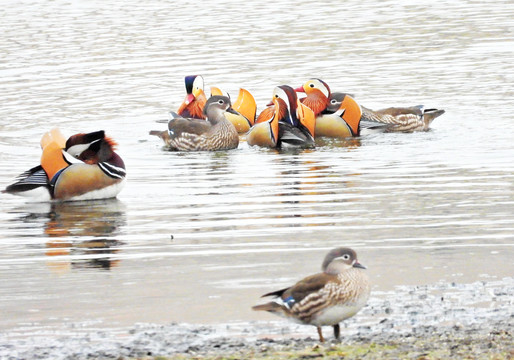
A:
[[1, 278, 513, 359]]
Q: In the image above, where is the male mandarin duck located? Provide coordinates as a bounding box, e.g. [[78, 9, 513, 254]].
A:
[[252, 247, 370, 343], [176, 75, 207, 119], [150, 95, 239, 151], [212, 87, 257, 133], [295, 79, 366, 138], [327, 92, 445, 132], [247, 85, 315, 149], [295, 78, 332, 117], [3, 128, 126, 201]]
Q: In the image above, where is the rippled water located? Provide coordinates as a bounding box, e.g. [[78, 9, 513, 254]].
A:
[[0, 0, 513, 333]]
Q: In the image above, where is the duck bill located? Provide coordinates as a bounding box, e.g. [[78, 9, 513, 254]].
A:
[[353, 261, 366, 269], [294, 86, 305, 93], [232, 88, 257, 126], [297, 100, 316, 138], [340, 95, 362, 136]]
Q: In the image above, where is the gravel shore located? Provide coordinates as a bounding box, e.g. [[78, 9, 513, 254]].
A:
[[1, 278, 513, 359]]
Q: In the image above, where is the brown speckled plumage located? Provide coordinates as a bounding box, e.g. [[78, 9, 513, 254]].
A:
[[253, 247, 370, 342], [327, 92, 445, 132], [150, 96, 239, 152]]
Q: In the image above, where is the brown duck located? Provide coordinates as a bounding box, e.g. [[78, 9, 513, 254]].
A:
[[253, 247, 370, 342], [150, 95, 239, 151], [327, 92, 445, 132]]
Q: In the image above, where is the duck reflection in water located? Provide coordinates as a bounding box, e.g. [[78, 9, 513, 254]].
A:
[[13, 199, 126, 271]]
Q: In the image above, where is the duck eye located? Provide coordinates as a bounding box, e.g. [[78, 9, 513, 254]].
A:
[[342, 254, 350, 260], [330, 99, 337, 104], [309, 83, 315, 88], [274, 94, 279, 98], [218, 100, 224, 105]]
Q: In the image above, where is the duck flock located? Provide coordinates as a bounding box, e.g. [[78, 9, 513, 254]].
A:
[[2, 75, 444, 342], [3, 74, 445, 202], [151, 75, 445, 151]]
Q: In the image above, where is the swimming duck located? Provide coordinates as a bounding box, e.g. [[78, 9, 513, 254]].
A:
[[295, 78, 332, 117], [247, 85, 315, 149], [176, 75, 207, 119], [296, 79, 370, 138], [3, 128, 126, 201], [327, 92, 445, 132], [150, 95, 239, 151], [252, 247, 370, 343]]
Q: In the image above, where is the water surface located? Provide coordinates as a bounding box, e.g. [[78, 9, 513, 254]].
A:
[[0, 0, 513, 332]]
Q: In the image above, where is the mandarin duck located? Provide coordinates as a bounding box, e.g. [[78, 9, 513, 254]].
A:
[[176, 75, 207, 119], [252, 247, 370, 343], [247, 85, 315, 149], [3, 128, 126, 201], [211, 87, 257, 133], [327, 92, 445, 132], [295, 79, 366, 138], [150, 95, 239, 151]]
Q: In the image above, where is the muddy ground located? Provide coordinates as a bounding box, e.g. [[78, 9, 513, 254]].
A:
[[1, 278, 513, 359]]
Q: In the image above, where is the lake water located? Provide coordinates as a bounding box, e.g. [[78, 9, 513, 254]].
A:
[[0, 0, 513, 333]]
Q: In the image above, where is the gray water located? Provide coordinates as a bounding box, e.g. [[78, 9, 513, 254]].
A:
[[0, 0, 513, 334]]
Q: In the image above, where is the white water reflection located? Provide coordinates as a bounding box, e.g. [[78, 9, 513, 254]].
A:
[[0, 0, 513, 332]]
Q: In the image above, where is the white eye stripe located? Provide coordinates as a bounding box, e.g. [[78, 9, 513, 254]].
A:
[[272, 87, 289, 104], [310, 80, 330, 98], [193, 76, 204, 91], [66, 143, 89, 157], [66, 138, 101, 157]]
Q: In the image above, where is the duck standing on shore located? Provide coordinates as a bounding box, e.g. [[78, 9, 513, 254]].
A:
[[253, 247, 370, 342]]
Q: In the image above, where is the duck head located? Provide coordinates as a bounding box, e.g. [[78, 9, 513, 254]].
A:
[[177, 75, 207, 118], [272, 85, 299, 126], [203, 95, 239, 124], [321, 247, 366, 275], [274, 85, 315, 139], [65, 131, 118, 164], [326, 92, 362, 136], [295, 78, 331, 117]]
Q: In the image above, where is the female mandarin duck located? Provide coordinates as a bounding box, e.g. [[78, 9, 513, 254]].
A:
[[3, 128, 126, 201], [247, 85, 315, 149], [327, 92, 445, 132], [211, 87, 257, 133], [253, 247, 370, 343], [150, 95, 239, 151], [176, 75, 207, 119], [295, 79, 364, 138]]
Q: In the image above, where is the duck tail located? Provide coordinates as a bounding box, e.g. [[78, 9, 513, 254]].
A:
[[149, 130, 163, 137], [252, 301, 282, 312]]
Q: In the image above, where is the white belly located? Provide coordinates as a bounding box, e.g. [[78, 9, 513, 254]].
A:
[[67, 179, 126, 201], [310, 303, 364, 326]]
